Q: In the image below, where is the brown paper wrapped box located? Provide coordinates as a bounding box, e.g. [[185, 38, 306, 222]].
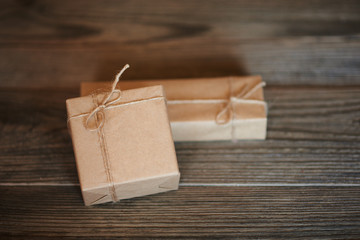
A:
[[67, 80, 180, 205], [81, 76, 267, 141]]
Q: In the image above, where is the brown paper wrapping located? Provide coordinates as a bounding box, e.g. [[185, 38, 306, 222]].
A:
[[67, 85, 180, 205], [81, 76, 267, 141]]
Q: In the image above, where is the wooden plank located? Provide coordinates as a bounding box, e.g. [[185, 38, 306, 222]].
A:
[[1, 186, 359, 238], [1, 38, 360, 87], [1, 87, 359, 184], [0, 1, 360, 87], [1, 0, 359, 43]]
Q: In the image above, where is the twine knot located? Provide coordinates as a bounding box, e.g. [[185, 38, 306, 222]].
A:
[[215, 81, 266, 125], [86, 64, 130, 131]]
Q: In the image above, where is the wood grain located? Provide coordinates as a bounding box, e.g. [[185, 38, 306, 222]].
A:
[[1, 0, 359, 42], [0, 0, 360, 87], [1, 1, 360, 238], [1, 87, 359, 185], [1, 186, 360, 238]]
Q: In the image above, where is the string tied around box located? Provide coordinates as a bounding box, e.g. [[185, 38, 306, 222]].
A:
[[68, 64, 130, 204], [167, 78, 266, 142], [67, 64, 168, 204]]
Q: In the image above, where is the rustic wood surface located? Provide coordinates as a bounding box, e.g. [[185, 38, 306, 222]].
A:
[[1, 0, 360, 87], [1, 0, 360, 239]]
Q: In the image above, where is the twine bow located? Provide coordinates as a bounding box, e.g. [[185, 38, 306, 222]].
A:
[[86, 64, 130, 131], [215, 80, 266, 125]]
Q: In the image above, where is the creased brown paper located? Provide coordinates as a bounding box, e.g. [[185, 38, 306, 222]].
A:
[[81, 76, 267, 141], [67, 84, 180, 206]]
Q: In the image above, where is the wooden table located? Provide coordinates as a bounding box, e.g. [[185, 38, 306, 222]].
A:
[[1, 1, 360, 238]]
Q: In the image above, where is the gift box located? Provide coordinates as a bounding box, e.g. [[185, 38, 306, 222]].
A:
[[81, 76, 267, 141], [67, 66, 180, 205]]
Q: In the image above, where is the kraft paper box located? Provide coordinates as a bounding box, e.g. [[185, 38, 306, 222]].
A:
[[67, 85, 180, 206], [81, 76, 267, 141]]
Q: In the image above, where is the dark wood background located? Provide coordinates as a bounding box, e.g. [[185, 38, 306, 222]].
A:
[[1, 0, 360, 239]]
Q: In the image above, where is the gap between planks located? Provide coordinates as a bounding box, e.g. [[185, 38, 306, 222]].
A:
[[1, 183, 360, 187]]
